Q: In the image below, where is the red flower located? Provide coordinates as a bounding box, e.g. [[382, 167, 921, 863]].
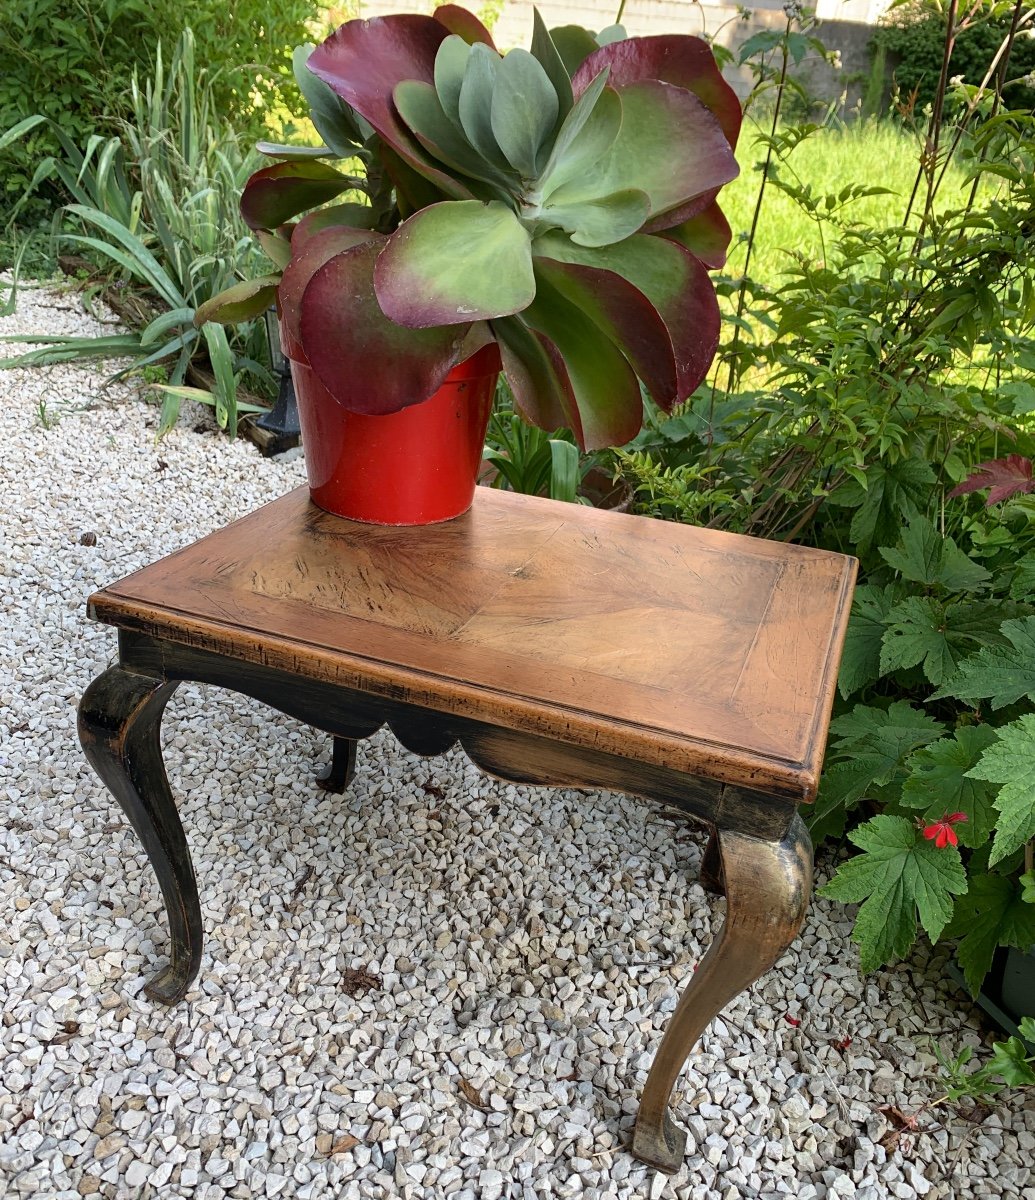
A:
[[923, 812, 968, 849]]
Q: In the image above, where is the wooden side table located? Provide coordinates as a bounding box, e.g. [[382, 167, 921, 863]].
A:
[[78, 486, 855, 1173]]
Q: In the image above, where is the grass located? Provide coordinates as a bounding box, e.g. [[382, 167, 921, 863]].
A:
[[721, 118, 972, 287]]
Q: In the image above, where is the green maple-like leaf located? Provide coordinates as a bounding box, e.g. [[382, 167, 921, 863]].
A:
[[881, 597, 1022, 686], [966, 714, 1035, 865], [820, 814, 968, 971], [838, 583, 901, 698], [832, 458, 936, 553], [899, 725, 1000, 847], [946, 874, 1035, 994], [879, 517, 990, 592], [986, 1037, 1035, 1087], [811, 702, 945, 838], [1010, 551, 1035, 600], [932, 616, 1035, 709]]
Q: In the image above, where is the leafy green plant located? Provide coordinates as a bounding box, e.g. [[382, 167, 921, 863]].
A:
[[934, 1017, 1035, 1101], [605, 2, 1035, 998], [0, 0, 316, 231], [483, 384, 583, 502], [0, 31, 274, 434]]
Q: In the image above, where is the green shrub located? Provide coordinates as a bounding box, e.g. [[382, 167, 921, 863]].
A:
[[874, 1, 1035, 119], [0, 0, 316, 224]]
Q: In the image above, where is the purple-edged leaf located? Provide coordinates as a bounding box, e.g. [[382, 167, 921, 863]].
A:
[[307, 16, 470, 198], [653, 195, 732, 266], [432, 4, 496, 48], [572, 34, 742, 149], [546, 81, 738, 222], [193, 276, 281, 327], [239, 161, 357, 231], [531, 255, 676, 407], [534, 230, 719, 404], [492, 314, 582, 441], [300, 240, 470, 415], [540, 188, 650, 247], [522, 273, 643, 450], [374, 200, 535, 328], [291, 203, 380, 250], [279, 226, 383, 358]]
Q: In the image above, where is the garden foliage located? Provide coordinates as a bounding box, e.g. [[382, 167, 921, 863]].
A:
[[0, 0, 315, 225], [614, 3, 1035, 991]]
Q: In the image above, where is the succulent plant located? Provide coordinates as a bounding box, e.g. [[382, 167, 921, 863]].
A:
[[199, 6, 741, 451]]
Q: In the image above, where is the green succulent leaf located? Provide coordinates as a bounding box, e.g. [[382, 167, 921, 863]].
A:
[[538, 84, 621, 199], [549, 24, 601, 76], [946, 874, 1035, 995], [819, 815, 968, 971], [256, 231, 293, 270], [545, 80, 738, 223], [492, 314, 583, 440], [521, 272, 643, 450], [395, 80, 511, 190], [966, 715, 1035, 865], [374, 200, 536, 327], [531, 254, 675, 405], [540, 188, 651, 247], [595, 24, 627, 46], [531, 230, 720, 404], [255, 142, 335, 161], [458, 43, 511, 172], [300, 239, 470, 415], [292, 44, 365, 158], [490, 49, 560, 178], [434, 34, 473, 126], [291, 204, 380, 248], [659, 200, 733, 269], [530, 9, 574, 120], [899, 725, 1001, 847], [193, 276, 281, 327]]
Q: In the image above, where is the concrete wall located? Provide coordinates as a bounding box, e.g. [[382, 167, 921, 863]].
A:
[[354, 1, 885, 114]]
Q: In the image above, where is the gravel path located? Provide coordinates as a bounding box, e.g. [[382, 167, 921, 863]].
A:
[[1, 284, 1032, 1200]]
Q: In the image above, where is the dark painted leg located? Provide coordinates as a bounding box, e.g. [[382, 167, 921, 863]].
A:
[[631, 815, 813, 1173], [316, 735, 357, 793], [78, 666, 202, 1004], [699, 828, 724, 895]]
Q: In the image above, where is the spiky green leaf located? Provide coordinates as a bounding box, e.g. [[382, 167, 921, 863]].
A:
[[879, 517, 991, 592], [899, 726, 1000, 847], [932, 617, 1035, 708], [966, 715, 1035, 865]]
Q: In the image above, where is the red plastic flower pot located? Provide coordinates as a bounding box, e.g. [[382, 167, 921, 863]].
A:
[[288, 343, 500, 525]]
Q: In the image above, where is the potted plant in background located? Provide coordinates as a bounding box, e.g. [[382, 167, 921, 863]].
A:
[[198, 5, 741, 525]]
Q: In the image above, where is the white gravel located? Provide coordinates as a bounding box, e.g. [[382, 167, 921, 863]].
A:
[[1, 282, 1032, 1200]]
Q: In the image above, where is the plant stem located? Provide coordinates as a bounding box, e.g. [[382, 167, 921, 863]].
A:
[[715, 17, 792, 419]]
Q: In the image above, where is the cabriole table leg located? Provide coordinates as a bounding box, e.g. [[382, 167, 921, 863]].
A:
[[78, 666, 202, 1004], [631, 815, 813, 1173]]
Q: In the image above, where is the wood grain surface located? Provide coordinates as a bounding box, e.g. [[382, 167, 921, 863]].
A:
[[88, 487, 856, 800]]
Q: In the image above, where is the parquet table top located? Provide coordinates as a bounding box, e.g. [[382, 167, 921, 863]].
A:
[[89, 485, 856, 800]]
